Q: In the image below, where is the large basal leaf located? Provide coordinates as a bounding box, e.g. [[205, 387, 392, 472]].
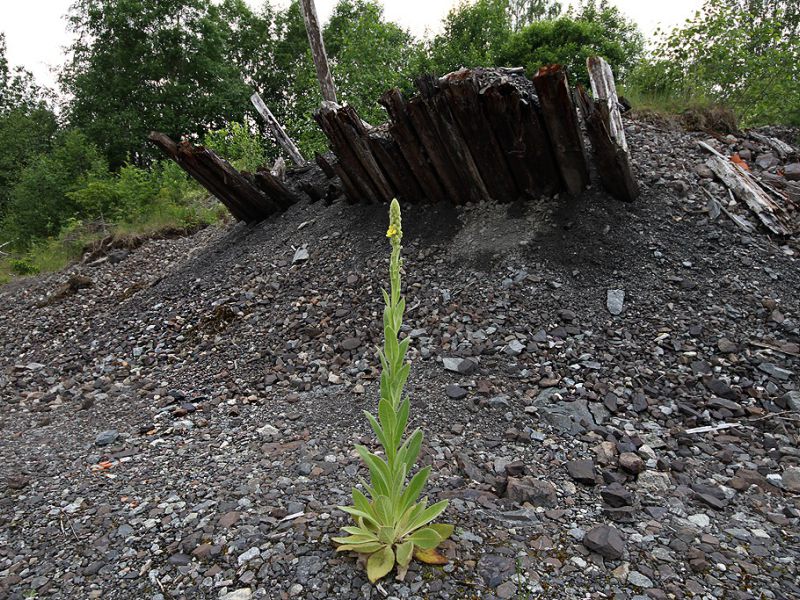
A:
[[395, 540, 414, 568], [406, 526, 442, 550], [367, 546, 395, 583]]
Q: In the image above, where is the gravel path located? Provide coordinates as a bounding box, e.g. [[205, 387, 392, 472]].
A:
[[1, 121, 798, 600]]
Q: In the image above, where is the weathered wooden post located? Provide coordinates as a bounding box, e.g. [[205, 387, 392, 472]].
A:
[[532, 65, 590, 196], [250, 92, 307, 166], [298, 0, 338, 104], [587, 56, 627, 152]]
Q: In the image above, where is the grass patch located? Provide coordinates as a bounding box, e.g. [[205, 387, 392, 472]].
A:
[[0, 195, 226, 284]]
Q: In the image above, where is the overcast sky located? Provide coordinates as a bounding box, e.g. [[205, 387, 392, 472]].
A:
[[1, 0, 704, 90]]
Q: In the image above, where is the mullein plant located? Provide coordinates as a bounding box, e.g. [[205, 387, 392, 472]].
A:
[[334, 199, 453, 583]]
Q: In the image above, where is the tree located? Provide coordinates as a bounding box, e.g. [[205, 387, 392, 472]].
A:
[[507, 0, 562, 31], [423, 0, 512, 75], [498, 1, 643, 87], [634, 0, 800, 125], [0, 34, 58, 218], [60, 0, 255, 168]]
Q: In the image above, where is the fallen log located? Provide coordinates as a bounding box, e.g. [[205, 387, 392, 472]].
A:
[[699, 141, 794, 236], [532, 65, 589, 196], [148, 131, 297, 222]]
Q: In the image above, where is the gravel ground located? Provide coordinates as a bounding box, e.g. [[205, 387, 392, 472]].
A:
[[0, 120, 799, 600]]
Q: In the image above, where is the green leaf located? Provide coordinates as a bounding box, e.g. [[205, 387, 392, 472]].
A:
[[406, 526, 442, 549], [377, 525, 395, 544], [395, 540, 414, 568], [337, 541, 385, 555], [364, 411, 388, 450], [406, 500, 449, 534], [399, 466, 430, 514], [429, 523, 454, 541], [338, 506, 380, 528], [367, 546, 395, 583]]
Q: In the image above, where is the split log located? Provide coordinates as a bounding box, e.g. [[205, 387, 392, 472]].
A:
[[533, 65, 590, 196], [576, 86, 639, 203], [380, 89, 446, 202], [298, 0, 337, 103], [750, 131, 795, 159], [366, 133, 426, 203], [479, 81, 561, 197], [314, 107, 379, 202], [437, 74, 518, 203], [413, 75, 488, 204], [587, 56, 627, 153], [699, 141, 793, 236], [250, 92, 306, 166], [148, 131, 284, 222], [251, 170, 296, 211]]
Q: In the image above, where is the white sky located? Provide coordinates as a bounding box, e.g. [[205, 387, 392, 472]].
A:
[[1, 0, 704, 91]]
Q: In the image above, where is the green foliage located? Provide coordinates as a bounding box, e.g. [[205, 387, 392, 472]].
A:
[[498, 0, 643, 86], [507, 0, 563, 31], [422, 0, 512, 75], [3, 129, 108, 249], [335, 200, 452, 583], [10, 258, 38, 275], [60, 0, 255, 167], [628, 0, 800, 126], [203, 122, 268, 172]]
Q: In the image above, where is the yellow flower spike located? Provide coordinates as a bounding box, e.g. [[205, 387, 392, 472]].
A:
[[386, 225, 398, 239], [387, 198, 402, 243]]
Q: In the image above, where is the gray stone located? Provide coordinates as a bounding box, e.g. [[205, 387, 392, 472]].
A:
[[784, 163, 800, 181], [221, 590, 252, 600], [607, 289, 625, 315], [292, 246, 309, 264], [782, 467, 800, 493], [758, 362, 793, 381], [637, 470, 671, 494], [602, 483, 633, 507], [783, 391, 800, 411], [505, 339, 525, 356], [95, 430, 119, 446], [533, 389, 595, 434], [628, 571, 654, 588], [443, 357, 478, 375], [477, 554, 516, 588], [755, 153, 780, 170], [583, 524, 625, 560]]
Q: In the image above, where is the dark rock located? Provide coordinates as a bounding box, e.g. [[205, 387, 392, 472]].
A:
[[477, 554, 516, 588], [445, 385, 468, 400], [566, 459, 596, 485], [95, 430, 119, 446], [340, 337, 361, 351], [601, 482, 633, 507], [583, 524, 625, 560], [619, 452, 644, 474], [505, 477, 558, 507]]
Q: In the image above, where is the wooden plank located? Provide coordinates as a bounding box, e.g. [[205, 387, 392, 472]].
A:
[[479, 82, 560, 197], [314, 107, 377, 202], [533, 65, 590, 196], [416, 75, 489, 204], [336, 106, 395, 203], [587, 56, 627, 153], [366, 134, 425, 202], [576, 86, 639, 203], [439, 75, 519, 203], [250, 92, 307, 166], [380, 89, 445, 202], [298, 0, 337, 103], [699, 141, 793, 236]]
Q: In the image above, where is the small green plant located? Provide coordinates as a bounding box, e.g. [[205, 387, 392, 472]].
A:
[[10, 257, 38, 275], [334, 199, 453, 583]]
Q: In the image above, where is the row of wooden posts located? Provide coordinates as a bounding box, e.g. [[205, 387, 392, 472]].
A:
[[149, 0, 640, 222]]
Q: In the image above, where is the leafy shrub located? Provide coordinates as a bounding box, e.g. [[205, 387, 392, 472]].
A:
[[10, 258, 38, 275], [335, 200, 452, 582], [203, 122, 267, 172], [3, 129, 108, 249], [498, 2, 643, 87], [628, 0, 800, 126]]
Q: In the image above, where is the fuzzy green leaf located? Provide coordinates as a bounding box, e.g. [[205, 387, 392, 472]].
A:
[[395, 540, 414, 568], [406, 527, 442, 549], [367, 546, 395, 583], [429, 523, 454, 541]]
